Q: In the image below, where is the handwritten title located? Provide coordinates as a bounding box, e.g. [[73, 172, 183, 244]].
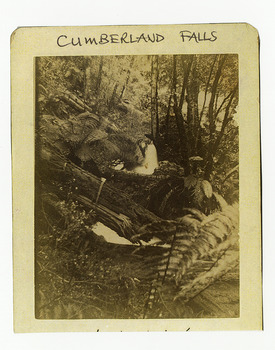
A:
[[57, 31, 217, 47]]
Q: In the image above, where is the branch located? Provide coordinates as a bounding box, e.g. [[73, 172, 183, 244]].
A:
[[195, 55, 218, 156], [214, 89, 236, 120], [204, 84, 237, 179], [211, 85, 238, 157], [179, 55, 194, 111], [172, 55, 191, 173], [208, 55, 227, 138], [199, 55, 217, 125]]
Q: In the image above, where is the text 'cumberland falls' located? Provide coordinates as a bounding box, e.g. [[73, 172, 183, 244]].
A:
[[57, 33, 165, 47]]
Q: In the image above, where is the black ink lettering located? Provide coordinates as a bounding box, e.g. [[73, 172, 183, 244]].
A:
[[121, 32, 129, 43], [156, 33, 165, 42], [180, 30, 192, 42], [198, 32, 204, 42], [203, 32, 208, 41], [84, 37, 98, 45], [137, 33, 148, 43], [57, 35, 70, 47], [71, 37, 82, 46], [110, 34, 119, 43], [189, 32, 198, 43], [204, 32, 213, 41], [129, 34, 138, 43], [99, 34, 109, 44], [58, 32, 167, 48], [147, 33, 155, 43], [210, 31, 217, 41]]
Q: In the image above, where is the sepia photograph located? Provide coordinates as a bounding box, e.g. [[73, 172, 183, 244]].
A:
[[2, 0, 275, 344], [35, 54, 239, 319], [11, 24, 261, 332]]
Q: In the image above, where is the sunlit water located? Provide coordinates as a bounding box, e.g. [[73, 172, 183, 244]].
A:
[[133, 143, 159, 175], [92, 222, 169, 247], [94, 143, 160, 245], [92, 222, 134, 245]]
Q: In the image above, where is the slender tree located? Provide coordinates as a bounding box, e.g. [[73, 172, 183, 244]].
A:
[[204, 85, 238, 179], [95, 56, 103, 95], [151, 55, 160, 145], [172, 55, 190, 174], [119, 56, 135, 100]]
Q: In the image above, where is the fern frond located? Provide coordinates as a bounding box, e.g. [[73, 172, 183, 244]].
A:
[[174, 203, 238, 283], [181, 208, 207, 221], [175, 249, 239, 302], [84, 129, 108, 144], [136, 220, 177, 242], [176, 215, 201, 231]]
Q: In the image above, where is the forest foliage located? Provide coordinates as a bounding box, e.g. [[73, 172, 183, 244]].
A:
[[35, 54, 239, 319]]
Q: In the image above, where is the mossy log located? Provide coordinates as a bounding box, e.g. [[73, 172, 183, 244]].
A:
[[37, 142, 162, 242]]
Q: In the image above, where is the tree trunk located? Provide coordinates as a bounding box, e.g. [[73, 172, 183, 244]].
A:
[[203, 55, 227, 180], [165, 95, 172, 143], [172, 55, 190, 174], [179, 55, 194, 112], [108, 83, 118, 109], [37, 143, 162, 242], [204, 85, 237, 179], [95, 56, 103, 94], [186, 57, 199, 155], [119, 56, 134, 100], [195, 55, 217, 154], [151, 55, 160, 145], [84, 57, 93, 103], [207, 55, 227, 137], [57, 89, 94, 113]]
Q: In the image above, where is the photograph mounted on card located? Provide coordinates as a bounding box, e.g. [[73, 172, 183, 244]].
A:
[[11, 23, 261, 332]]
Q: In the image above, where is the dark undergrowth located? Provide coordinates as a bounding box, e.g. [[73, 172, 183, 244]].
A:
[[35, 196, 239, 319]]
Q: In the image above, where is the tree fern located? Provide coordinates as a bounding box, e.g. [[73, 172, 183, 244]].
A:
[[175, 249, 239, 302], [148, 173, 219, 218], [143, 198, 239, 317]]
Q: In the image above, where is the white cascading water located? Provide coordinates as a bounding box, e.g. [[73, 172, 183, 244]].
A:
[[92, 221, 169, 247], [133, 142, 159, 175], [92, 222, 133, 245], [92, 142, 159, 245]]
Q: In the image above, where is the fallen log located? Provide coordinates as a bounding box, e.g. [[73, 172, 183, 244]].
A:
[[77, 194, 137, 241], [57, 89, 94, 113], [38, 142, 162, 241]]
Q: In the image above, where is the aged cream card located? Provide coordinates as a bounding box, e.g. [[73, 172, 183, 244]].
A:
[[11, 23, 261, 332]]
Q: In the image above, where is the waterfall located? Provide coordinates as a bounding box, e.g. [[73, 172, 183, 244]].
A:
[[92, 221, 170, 247], [92, 222, 133, 245], [133, 142, 159, 175], [95, 142, 159, 245]]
